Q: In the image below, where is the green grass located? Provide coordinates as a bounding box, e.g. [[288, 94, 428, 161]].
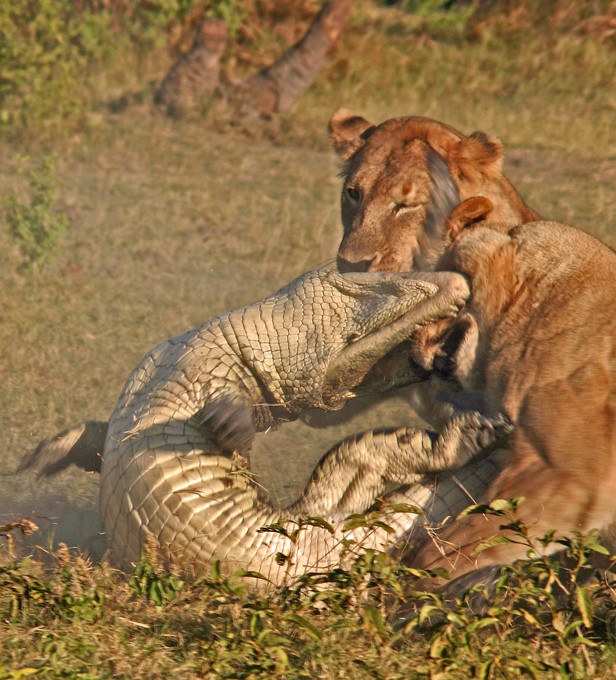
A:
[[1, 522, 616, 677], [0, 0, 615, 675]]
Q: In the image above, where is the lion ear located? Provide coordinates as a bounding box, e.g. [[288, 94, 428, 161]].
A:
[[453, 131, 505, 176], [446, 196, 494, 240], [328, 108, 375, 160]]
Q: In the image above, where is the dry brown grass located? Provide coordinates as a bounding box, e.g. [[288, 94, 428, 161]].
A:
[[0, 2, 615, 674], [0, 0, 615, 556]]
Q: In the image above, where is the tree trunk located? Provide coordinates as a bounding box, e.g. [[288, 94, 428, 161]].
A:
[[155, 19, 228, 118], [242, 0, 354, 115], [155, 0, 354, 119]]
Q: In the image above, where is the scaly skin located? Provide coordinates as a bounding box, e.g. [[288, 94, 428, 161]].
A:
[[100, 267, 507, 583], [22, 267, 511, 587]]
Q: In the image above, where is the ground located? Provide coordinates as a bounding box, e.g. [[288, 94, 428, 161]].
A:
[[0, 2, 615, 674], [1, 112, 614, 558]]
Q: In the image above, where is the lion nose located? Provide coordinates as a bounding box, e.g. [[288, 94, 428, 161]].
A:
[[336, 253, 378, 273]]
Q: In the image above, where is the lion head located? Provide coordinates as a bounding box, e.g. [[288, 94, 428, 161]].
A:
[[329, 109, 540, 273]]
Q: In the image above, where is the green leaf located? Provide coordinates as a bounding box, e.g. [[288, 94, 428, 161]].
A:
[[575, 584, 593, 628], [493, 497, 525, 512], [478, 659, 494, 680], [473, 534, 514, 555], [429, 634, 449, 659], [404, 567, 440, 580], [457, 502, 493, 518], [363, 604, 387, 637], [343, 514, 370, 531], [473, 533, 514, 555], [583, 533, 611, 555], [270, 646, 290, 668], [234, 569, 269, 582], [274, 552, 289, 565], [300, 516, 335, 534], [521, 609, 542, 628], [286, 613, 323, 641], [445, 610, 466, 627], [509, 656, 545, 677], [458, 497, 525, 519], [211, 560, 221, 581], [386, 502, 424, 515], [258, 522, 291, 537], [472, 616, 500, 630], [418, 603, 444, 627], [6, 669, 42, 678], [370, 520, 396, 534], [148, 580, 163, 607], [249, 611, 260, 637]]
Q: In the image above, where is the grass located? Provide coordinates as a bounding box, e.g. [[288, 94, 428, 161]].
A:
[[1, 522, 616, 677], [0, 0, 615, 675]]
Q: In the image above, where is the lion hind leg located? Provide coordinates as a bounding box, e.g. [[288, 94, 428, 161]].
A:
[[411, 456, 599, 582]]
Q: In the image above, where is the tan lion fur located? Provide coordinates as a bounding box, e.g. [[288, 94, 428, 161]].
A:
[[406, 198, 616, 583], [329, 111, 616, 589], [329, 110, 540, 273]]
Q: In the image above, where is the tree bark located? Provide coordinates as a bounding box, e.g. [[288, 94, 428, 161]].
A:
[[155, 19, 228, 118], [242, 0, 354, 115], [155, 0, 354, 119]]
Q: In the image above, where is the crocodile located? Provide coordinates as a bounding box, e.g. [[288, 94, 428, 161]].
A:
[[21, 267, 511, 585]]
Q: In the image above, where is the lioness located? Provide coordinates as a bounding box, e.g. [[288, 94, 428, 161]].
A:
[[329, 110, 542, 427], [405, 197, 616, 583], [329, 111, 616, 586], [328, 109, 540, 273]]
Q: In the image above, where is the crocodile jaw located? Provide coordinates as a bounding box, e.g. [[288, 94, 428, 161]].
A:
[[322, 271, 470, 408]]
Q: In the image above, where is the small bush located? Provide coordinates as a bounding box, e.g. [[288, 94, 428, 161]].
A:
[[0, 0, 198, 130], [402, 500, 616, 678], [0, 0, 101, 128], [401, 0, 477, 40], [3, 156, 69, 270]]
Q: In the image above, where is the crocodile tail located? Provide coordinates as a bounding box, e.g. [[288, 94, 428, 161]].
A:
[[18, 420, 108, 476]]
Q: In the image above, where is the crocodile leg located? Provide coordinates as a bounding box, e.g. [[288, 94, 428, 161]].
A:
[[291, 411, 513, 519]]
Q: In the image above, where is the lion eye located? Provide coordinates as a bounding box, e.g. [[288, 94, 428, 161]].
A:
[[393, 202, 421, 216], [344, 186, 362, 204]]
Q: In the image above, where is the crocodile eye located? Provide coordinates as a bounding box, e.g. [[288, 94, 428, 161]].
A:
[[347, 331, 361, 344], [344, 186, 362, 205]]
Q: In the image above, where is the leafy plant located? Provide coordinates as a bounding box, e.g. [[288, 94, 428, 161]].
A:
[[1, 513, 616, 677], [129, 552, 185, 608], [400, 0, 477, 40], [207, 0, 247, 37], [0, 560, 55, 621], [0, 0, 195, 130], [0, 0, 101, 128], [3, 156, 69, 270], [0, 545, 106, 625], [403, 500, 616, 678]]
